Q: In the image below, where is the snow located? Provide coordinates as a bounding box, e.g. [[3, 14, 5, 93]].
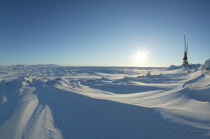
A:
[[0, 63, 210, 139], [201, 58, 210, 70], [200, 59, 210, 75], [168, 65, 182, 70]]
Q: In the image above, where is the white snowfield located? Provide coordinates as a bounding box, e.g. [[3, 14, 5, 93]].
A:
[[0, 62, 210, 139]]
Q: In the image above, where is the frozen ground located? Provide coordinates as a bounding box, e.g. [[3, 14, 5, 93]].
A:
[[0, 63, 210, 139]]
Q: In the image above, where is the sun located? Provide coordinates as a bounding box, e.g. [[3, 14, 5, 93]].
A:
[[134, 50, 148, 62], [133, 49, 149, 66], [135, 51, 147, 62]]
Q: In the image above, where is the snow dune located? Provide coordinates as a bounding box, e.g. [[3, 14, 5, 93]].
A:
[[0, 65, 210, 139]]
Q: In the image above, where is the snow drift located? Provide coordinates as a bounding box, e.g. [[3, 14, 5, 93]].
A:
[[0, 62, 210, 139]]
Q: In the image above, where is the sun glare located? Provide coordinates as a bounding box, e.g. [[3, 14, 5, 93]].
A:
[[135, 51, 147, 62], [133, 49, 149, 66]]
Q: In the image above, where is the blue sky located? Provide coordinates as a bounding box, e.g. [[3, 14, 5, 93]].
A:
[[0, 0, 210, 66]]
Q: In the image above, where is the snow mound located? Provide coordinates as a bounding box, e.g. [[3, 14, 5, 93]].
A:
[[168, 64, 200, 72], [189, 64, 201, 69], [200, 58, 210, 73], [202, 58, 210, 68], [146, 71, 151, 76], [167, 65, 181, 70]]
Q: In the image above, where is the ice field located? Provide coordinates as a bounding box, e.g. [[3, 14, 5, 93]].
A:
[[0, 60, 210, 139]]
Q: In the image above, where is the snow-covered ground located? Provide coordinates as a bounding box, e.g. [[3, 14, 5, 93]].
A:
[[0, 62, 210, 139]]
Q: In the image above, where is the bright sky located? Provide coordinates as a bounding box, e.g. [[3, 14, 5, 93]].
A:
[[0, 0, 210, 67]]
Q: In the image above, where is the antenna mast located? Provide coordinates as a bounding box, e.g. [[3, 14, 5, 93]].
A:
[[183, 35, 189, 66]]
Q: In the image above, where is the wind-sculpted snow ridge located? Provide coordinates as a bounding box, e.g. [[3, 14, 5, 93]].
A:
[[0, 65, 210, 139]]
